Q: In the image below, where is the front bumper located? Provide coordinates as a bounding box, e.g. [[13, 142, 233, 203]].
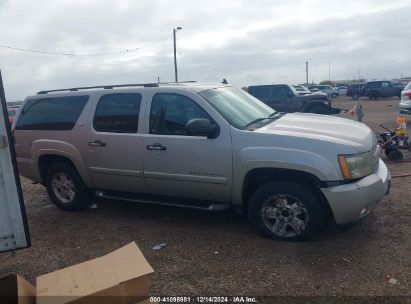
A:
[[321, 159, 390, 224], [399, 101, 411, 114]]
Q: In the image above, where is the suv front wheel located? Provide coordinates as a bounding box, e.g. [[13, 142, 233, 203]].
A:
[[45, 163, 87, 211], [248, 181, 323, 241]]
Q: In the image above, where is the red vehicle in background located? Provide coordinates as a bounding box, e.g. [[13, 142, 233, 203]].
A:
[[7, 106, 19, 124]]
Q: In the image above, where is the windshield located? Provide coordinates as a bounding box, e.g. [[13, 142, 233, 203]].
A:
[[199, 87, 275, 129]]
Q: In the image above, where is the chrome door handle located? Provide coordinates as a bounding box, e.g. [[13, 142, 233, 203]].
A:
[[89, 140, 106, 147], [146, 143, 166, 151]]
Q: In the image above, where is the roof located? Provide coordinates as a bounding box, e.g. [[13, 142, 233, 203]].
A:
[[34, 81, 227, 96]]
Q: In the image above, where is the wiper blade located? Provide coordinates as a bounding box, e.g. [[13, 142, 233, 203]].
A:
[[242, 117, 278, 130]]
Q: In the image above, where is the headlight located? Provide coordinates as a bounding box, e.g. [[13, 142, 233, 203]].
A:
[[338, 152, 373, 180]]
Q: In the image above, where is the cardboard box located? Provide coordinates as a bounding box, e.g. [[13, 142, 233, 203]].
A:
[[0, 273, 36, 304], [0, 242, 153, 304]]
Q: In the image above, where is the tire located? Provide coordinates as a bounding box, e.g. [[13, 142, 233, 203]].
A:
[[45, 163, 87, 211], [388, 149, 403, 161], [368, 91, 379, 101], [248, 181, 324, 241], [308, 106, 330, 115], [352, 93, 359, 100]]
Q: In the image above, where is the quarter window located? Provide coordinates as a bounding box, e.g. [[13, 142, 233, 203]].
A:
[[150, 93, 211, 136], [15, 96, 89, 130], [94, 93, 141, 133]]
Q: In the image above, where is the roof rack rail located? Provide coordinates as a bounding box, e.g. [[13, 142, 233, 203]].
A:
[[36, 81, 198, 95]]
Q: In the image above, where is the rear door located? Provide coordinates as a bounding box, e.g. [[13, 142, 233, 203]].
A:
[[83, 92, 147, 193], [269, 85, 291, 111], [0, 71, 30, 251]]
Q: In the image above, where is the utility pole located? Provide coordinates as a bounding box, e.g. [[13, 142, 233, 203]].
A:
[[328, 57, 331, 81], [173, 27, 182, 82], [306, 61, 309, 84]]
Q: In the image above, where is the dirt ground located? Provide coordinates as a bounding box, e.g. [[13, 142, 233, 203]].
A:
[[1, 96, 410, 303]]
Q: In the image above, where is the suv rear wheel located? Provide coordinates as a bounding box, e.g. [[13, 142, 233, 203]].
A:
[[45, 163, 87, 211], [248, 181, 323, 241]]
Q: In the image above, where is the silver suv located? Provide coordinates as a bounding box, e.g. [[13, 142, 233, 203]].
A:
[[13, 83, 391, 240]]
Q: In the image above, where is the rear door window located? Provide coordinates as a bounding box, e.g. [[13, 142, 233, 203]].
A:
[[16, 96, 89, 130], [271, 86, 290, 99], [94, 93, 142, 133], [250, 86, 270, 99]]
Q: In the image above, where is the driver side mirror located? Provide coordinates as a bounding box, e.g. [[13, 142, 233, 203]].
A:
[[287, 91, 293, 98], [185, 118, 220, 139]]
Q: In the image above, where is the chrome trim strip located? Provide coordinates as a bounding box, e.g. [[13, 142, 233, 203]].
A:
[[89, 167, 141, 177], [144, 171, 227, 184]]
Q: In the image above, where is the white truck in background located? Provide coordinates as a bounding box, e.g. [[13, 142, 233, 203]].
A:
[[0, 72, 30, 252]]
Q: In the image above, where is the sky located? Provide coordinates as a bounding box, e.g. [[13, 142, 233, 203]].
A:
[[1, 0, 411, 101]]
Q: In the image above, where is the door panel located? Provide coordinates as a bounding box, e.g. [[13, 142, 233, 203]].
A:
[[0, 71, 30, 251], [84, 93, 147, 193], [142, 92, 232, 203]]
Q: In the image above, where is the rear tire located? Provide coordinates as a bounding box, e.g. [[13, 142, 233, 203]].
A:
[[45, 163, 87, 211], [248, 181, 324, 241], [388, 149, 403, 161], [309, 106, 330, 115]]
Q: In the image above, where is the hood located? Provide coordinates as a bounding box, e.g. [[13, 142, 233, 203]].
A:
[[258, 113, 375, 150]]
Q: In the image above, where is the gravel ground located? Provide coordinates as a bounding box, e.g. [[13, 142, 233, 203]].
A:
[[0, 96, 410, 303]]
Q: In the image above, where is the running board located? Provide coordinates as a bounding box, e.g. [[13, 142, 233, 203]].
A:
[[94, 190, 230, 211]]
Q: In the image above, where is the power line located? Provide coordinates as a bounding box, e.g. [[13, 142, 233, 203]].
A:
[[0, 34, 170, 57]]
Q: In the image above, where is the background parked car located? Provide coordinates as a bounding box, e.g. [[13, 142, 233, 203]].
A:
[[7, 106, 19, 124], [400, 81, 411, 114], [293, 85, 311, 95], [333, 86, 347, 97], [307, 85, 334, 98], [346, 83, 366, 100], [363, 81, 402, 100], [248, 84, 333, 114]]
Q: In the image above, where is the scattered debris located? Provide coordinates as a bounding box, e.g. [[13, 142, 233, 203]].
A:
[[342, 258, 351, 263], [214, 251, 218, 254], [385, 274, 399, 285], [153, 243, 167, 251], [89, 203, 98, 209]]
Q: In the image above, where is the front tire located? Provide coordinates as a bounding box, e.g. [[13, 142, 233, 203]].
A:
[[248, 181, 324, 241], [45, 163, 87, 211]]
